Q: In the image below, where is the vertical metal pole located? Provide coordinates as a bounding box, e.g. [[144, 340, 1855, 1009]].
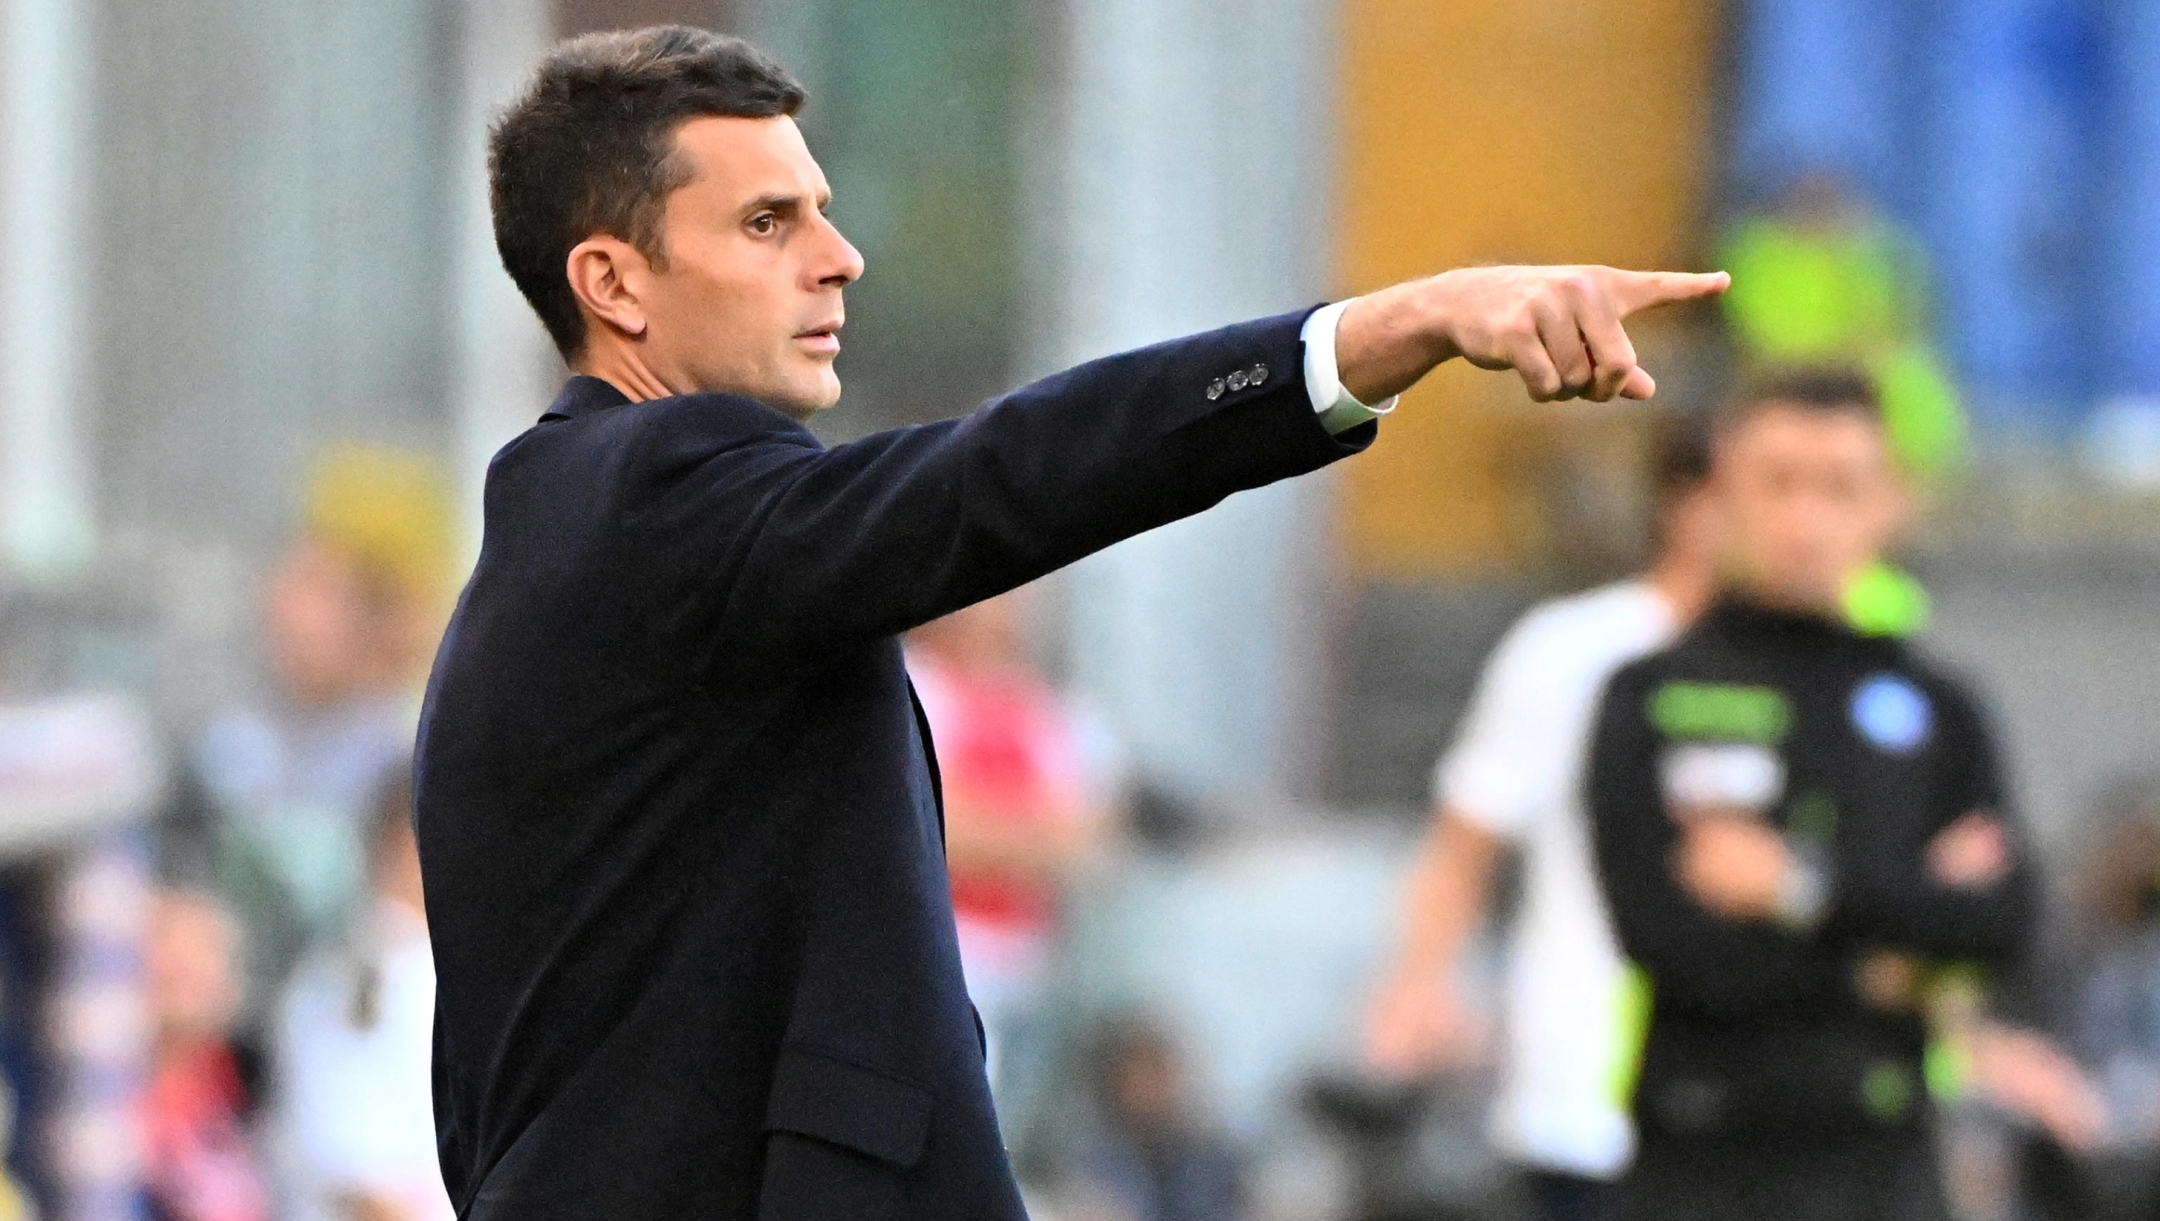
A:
[[450, 0, 559, 563], [1037, 0, 1336, 812], [0, 0, 96, 581]]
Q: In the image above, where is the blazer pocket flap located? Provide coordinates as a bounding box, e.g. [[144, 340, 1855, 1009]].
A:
[[764, 1045, 934, 1167]]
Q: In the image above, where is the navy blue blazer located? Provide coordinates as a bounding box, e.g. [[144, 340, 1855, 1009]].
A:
[[414, 309, 1373, 1220]]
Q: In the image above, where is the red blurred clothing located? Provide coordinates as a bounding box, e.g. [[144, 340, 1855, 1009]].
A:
[[907, 655, 1086, 938], [141, 1040, 269, 1221]]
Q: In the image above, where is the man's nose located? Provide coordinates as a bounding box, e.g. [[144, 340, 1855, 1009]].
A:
[[814, 214, 864, 289]]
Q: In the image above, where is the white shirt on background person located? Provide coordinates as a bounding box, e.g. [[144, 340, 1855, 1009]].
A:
[[1434, 579, 1679, 1180], [273, 899, 455, 1221]]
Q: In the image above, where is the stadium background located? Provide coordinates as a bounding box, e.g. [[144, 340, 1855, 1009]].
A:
[[1, 0, 2159, 1218]]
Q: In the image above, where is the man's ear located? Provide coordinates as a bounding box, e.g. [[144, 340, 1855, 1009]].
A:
[[565, 237, 652, 342]]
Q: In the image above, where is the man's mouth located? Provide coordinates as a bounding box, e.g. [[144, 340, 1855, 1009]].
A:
[[795, 323, 842, 355]]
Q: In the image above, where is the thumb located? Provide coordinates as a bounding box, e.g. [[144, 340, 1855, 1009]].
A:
[[1618, 366, 1659, 400], [1605, 269, 1731, 317]]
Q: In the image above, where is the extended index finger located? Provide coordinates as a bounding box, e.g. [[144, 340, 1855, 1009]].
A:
[[1596, 268, 1731, 317]]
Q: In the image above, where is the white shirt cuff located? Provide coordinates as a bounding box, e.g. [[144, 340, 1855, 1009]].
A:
[[1302, 299, 1399, 434]]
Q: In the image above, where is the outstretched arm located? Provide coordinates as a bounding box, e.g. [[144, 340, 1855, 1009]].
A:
[[641, 266, 1727, 669]]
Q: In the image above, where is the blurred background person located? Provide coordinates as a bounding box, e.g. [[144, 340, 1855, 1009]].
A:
[[2066, 782, 2160, 1163], [1935, 1006, 2106, 1221], [0, 694, 164, 1218], [1589, 368, 2035, 1221], [1055, 1013, 1246, 1221], [271, 762, 450, 1221], [180, 446, 453, 1026], [140, 888, 267, 1221], [907, 589, 1121, 1136], [1362, 411, 1724, 1221], [1997, 777, 2160, 1220]]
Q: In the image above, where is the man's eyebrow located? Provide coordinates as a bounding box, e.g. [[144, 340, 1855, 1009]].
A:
[[744, 191, 832, 215]]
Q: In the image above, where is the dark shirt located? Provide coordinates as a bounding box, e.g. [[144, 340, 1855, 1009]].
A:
[[414, 311, 1370, 1219], [1588, 597, 2034, 1147]]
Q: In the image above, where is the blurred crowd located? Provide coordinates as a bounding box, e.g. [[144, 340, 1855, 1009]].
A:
[[0, 446, 457, 1221], [0, 168, 2155, 1221]]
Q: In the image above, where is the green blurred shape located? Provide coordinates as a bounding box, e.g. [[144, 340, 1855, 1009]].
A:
[[1722, 217, 1905, 361], [1843, 561, 1931, 639], [1861, 1059, 1916, 1121], [1923, 1038, 1972, 1102], [1721, 215, 1968, 477], [1870, 342, 1967, 478], [1647, 681, 1794, 744], [1786, 791, 1838, 846], [1608, 965, 1655, 1107]]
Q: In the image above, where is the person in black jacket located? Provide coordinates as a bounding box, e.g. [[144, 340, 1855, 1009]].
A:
[[1587, 367, 2034, 1221], [414, 24, 1727, 1221]]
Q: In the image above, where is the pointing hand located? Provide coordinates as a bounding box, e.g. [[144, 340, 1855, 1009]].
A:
[[1336, 265, 1730, 405]]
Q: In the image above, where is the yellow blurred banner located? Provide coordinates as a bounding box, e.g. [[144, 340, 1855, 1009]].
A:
[[1336, 0, 1722, 578]]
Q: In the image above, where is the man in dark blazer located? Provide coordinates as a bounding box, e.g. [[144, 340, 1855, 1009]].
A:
[[414, 24, 1726, 1221]]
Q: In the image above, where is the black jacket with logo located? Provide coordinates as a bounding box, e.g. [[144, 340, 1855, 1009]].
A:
[[1587, 597, 2035, 1148]]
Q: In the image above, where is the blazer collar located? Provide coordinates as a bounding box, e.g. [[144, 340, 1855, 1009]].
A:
[[538, 375, 825, 447], [540, 375, 632, 422]]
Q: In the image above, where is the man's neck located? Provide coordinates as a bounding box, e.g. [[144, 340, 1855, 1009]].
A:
[[1722, 581, 1845, 623], [569, 350, 824, 424], [1645, 551, 1719, 625], [572, 344, 675, 404]]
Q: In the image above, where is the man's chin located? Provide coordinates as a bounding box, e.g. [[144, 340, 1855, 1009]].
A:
[[767, 375, 842, 423]]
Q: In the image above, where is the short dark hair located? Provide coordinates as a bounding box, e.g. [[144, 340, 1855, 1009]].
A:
[[1721, 365, 1882, 434], [1650, 408, 1715, 503], [489, 27, 806, 357]]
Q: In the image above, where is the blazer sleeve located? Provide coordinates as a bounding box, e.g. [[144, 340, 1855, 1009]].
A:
[[1588, 664, 1837, 1016], [623, 309, 1373, 675]]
